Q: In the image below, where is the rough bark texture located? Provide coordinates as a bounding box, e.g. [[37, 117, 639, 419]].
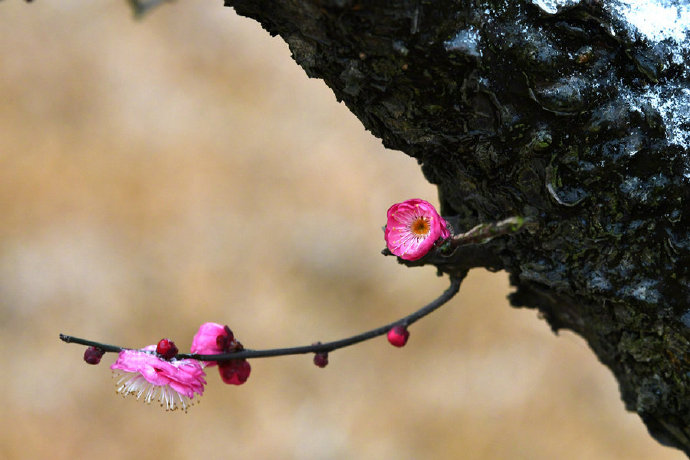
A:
[[224, 0, 690, 454]]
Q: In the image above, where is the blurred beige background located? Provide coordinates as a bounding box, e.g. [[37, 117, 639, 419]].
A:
[[0, 1, 683, 459]]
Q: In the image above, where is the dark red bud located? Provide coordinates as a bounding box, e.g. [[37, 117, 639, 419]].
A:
[[313, 352, 329, 368], [218, 359, 251, 385], [83, 346, 104, 365], [156, 338, 179, 360]]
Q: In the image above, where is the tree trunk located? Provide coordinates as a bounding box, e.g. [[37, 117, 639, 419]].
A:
[[224, 0, 690, 454]]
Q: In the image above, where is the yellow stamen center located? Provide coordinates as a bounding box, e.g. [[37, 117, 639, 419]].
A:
[[410, 217, 430, 236]]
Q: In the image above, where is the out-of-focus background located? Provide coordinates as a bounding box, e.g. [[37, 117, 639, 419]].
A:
[[0, 1, 683, 459]]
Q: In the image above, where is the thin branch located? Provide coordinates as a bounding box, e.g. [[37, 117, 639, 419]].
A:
[[448, 216, 534, 248], [60, 276, 462, 361], [59, 335, 123, 353]]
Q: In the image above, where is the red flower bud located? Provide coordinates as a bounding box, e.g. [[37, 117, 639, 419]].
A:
[[156, 338, 179, 360], [218, 359, 251, 385], [387, 325, 410, 347], [313, 352, 329, 368], [83, 346, 104, 365]]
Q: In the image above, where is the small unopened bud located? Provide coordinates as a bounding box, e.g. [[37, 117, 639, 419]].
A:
[[387, 325, 409, 347], [313, 352, 329, 368], [83, 346, 105, 365], [156, 338, 178, 360], [219, 359, 251, 385]]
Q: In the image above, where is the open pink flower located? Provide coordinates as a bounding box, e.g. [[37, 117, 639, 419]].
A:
[[384, 199, 450, 261], [191, 322, 251, 385], [111, 345, 206, 411]]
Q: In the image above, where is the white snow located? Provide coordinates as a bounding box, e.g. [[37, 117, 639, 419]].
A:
[[622, 85, 690, 149], [610, 0, 690, 43], [444, 27, 482, 57], [531, 0, 580, 15], [532, 1, 690, 44], [531, 1, 690, 158], [605, 1, 690, 157]]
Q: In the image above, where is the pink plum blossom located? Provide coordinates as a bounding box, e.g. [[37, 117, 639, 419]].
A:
[[384, 199, 450, 261], [191, 322, 251, 385], [110, 345, 206, 411]]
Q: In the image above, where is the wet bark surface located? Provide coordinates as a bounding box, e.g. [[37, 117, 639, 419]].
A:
[[224, 0, 690, 454]]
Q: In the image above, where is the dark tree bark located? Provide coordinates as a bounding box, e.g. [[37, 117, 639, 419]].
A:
[[224, 0, 690, 454]]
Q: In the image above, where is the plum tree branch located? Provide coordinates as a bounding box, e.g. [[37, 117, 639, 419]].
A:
[[221, 0, 690, 455], [60, 275, 462, 361]]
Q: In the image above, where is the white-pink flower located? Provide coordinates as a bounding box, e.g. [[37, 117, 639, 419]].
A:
[[384, 199, 450, 261], [111, 345, 206, 412]]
